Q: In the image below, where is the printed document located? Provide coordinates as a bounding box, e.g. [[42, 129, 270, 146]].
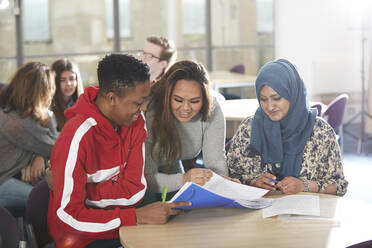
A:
[[262, 195, 320, 218]]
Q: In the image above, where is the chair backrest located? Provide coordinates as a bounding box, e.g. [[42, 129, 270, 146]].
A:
[[26, 180, 52, 247], [310, 103, 322, 117], [225, 139, 233, 155], [0, 206, 21, 248], [229, 64, 245, 74], [322, 93, 349, 131], [347, 240, 372, 248]]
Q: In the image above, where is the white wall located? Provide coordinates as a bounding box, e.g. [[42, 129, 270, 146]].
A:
[[275, 0, 369, 97]]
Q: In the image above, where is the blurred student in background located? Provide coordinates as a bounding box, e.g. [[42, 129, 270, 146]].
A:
[[51, 58, 84, 131], [139, 36, 177, 85], [0, 62, 58, 217]]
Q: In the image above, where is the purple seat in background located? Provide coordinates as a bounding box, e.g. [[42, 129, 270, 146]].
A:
[[0, 206, 21, 248], [229, 64, 245, 74], [26, 180, 53, 247], [311, 103, 323, 117], [322, 93, 349, 153]]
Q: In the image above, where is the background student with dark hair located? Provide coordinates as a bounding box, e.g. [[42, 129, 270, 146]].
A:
[[144, 60, 232, 201], [51, 58, 84, 131]]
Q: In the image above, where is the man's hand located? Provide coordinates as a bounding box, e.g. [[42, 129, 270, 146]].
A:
[[135, 201, 191, 224]]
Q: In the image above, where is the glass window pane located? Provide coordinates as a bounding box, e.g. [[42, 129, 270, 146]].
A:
[[0, 0, 16, 57], [211, 0, 274, 46], [105, 0, 131, 38], [23, 0, 50, 42], [183, 0, 206, 48], [256, 0, 274, 33], [120, 0, 171, 51], [24, 0, 110, 55], [0, 59, 17, 84]]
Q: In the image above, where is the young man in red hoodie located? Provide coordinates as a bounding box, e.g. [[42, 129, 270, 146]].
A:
[[48, 54, 190, 248]]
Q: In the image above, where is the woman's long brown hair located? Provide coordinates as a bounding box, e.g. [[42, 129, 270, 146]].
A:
[[0, 62, 55, 127], [149, 60, 214, 172], [51, 59, 84, 131]]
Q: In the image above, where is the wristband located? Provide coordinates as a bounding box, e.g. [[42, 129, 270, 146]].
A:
[[301, 178, 310, 192]]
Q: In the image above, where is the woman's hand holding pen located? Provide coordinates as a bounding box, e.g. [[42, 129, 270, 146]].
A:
[[182, 168, 213, 186], [276, 176, 304, 194], [250, 173, 277, 191]]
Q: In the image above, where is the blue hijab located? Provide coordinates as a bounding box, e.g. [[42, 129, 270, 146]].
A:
[[250, 59, 317, 179]]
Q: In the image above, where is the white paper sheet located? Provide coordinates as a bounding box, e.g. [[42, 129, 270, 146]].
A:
[[203, 172, 269, 200], [277, 198, 338, 221], [262, 195, 320, 218]]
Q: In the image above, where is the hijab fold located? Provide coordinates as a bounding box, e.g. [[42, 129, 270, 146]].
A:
[[250, 59, 317, 179]]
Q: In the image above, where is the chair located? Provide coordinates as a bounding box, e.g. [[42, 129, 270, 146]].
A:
[[322, 93, 349, 153], [26, 180, 53, 248], [0, 206, 22, 248], [347, 240, 372, 248], [225, 138, 233, 155], [310, 103, 322, 117], [229, 64, 245, 74]]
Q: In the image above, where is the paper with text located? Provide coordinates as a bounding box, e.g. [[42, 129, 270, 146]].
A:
[[262, 195, 320, 218]]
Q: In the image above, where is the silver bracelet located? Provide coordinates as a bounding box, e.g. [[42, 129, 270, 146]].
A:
[[300, 178, 310, 192]]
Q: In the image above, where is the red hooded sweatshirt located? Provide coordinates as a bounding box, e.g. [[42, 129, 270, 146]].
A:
[[48, 86, 147, 247]]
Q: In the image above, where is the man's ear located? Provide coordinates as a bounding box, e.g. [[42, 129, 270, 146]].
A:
[[160, 60, 168, 70], [106, 92, 117, 105]]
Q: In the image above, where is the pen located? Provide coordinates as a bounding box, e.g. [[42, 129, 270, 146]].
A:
[[161, 186, 168, 203], [269, 178, 279, 184]]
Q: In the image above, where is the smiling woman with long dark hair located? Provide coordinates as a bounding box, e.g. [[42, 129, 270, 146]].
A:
[[144, 60, 229, 197]]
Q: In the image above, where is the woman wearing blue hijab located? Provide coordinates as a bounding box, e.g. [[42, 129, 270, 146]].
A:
[[227, 59, 348, 196]]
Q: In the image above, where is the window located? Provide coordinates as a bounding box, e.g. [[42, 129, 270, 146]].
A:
[[256, 0, 274, 33], [183, 0, 205, 35], [105, 0, 131, 38], [23, 0, 50, 42]]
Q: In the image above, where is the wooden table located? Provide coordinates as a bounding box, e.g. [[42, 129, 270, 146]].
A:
[[119, 193, 372, 248]]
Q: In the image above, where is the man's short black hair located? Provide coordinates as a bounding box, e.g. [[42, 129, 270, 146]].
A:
[[97, 53, 150, 96]]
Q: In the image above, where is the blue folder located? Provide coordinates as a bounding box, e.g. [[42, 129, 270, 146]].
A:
[[170, 183, 270, 210]]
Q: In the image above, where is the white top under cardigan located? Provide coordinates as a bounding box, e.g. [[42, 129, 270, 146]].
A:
[[144, 98, 228, 193]]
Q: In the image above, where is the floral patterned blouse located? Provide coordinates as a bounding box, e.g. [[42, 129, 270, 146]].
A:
[[227, 116, 348, 196]]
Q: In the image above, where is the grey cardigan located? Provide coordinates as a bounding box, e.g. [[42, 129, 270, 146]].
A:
[[0, 108, 58, 184], [145, 99, 228, 193]]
